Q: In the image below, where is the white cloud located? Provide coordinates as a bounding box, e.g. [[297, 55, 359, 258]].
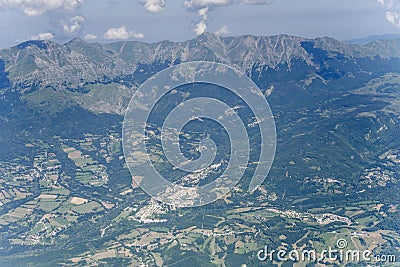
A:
[[184, 0, 231, 9], [215, 25, 228, 35], [377, 0, 395, 8], [63, 15, 85, 34], [183, 0, 272, 35], [140, 0, 165, 12], [198, 6, 208, 18], [386, 11, 400, 26], [377, 0, 400, 27], [137, 0, 272, 35], [29, 32, 54, 40], [103, 26, 144, 40], [192, 7, 208, 35], [183, 0, 271, 9], [194, 20, 207, 35], [84, 33, 97, 40], [132, 32, 144, 38], [0, 0, 84, 16]]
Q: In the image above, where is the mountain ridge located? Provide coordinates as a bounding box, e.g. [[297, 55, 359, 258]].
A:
[[2, 32, 400, 92], [346, 33, 400, 45], [1, 32, 400, 115]]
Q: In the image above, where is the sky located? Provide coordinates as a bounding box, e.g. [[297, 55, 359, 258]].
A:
[[0, 0, 399, 48]]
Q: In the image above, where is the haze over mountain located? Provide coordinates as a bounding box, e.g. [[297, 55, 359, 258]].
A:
[[346, 33, 400, 45]]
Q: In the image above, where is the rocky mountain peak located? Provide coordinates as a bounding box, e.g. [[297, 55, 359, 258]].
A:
[[0, 34, 399, 92]]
